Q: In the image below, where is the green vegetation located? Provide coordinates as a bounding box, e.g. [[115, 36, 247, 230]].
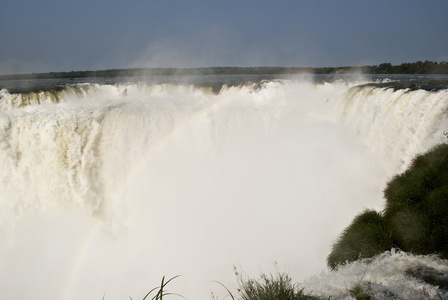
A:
[[126, 275, 185, 300], [327, 209, 392, 269], [234, 270, 319, 300], [348, 282, 373, 300], [117, 272, 321, 300], [384, 144, 448, 257], [327, 143, 448, 269], [1, 61, 448, 80], [364, 61, 448, 74]]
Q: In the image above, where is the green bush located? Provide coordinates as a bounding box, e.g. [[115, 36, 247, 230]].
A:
[[327, 210, 392, 269], [384, 143, 448, 257], [328, 143, 448, 269], [236, 271, 319, 300]]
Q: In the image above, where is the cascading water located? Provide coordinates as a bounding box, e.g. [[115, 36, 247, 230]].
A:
[[339, 84, 448, 174], [0, 76, 447, 300]]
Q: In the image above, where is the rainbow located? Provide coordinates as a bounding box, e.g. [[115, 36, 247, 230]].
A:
[[59, 85, 240, 299]]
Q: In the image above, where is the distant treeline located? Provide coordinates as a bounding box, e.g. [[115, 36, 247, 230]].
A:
[[1, 61, 448, 80]]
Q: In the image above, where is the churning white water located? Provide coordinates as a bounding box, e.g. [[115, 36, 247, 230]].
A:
[[0, 77, 447, 299]]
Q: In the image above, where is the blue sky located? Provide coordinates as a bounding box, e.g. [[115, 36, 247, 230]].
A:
[[1, 0, 447, 75]]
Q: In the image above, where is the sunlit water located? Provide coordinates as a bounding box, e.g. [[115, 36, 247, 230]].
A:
[[0, 74, 447, 299]]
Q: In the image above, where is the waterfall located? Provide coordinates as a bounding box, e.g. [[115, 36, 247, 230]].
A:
[[0, 78, 446, 299]]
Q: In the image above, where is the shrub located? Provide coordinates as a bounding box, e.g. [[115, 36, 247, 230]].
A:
[[327, 209, 392, 269], [383, 143, 448, 257], [235, 270, 319, 300], [327, 143, 448, 269]]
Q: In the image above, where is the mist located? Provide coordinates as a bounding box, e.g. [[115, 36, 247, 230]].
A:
[[0, 79, 399, 300]]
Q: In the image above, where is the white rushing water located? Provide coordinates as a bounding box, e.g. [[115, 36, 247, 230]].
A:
[[0, 78, 447, 299], [303, 250, 448, 299]]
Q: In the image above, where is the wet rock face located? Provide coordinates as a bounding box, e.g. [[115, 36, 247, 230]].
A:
[[405, 265, 448, 291]]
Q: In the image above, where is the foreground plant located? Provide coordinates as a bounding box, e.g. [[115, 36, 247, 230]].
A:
[[234, 268, 319, 300], [131, 275, 185, 300], [348, 282, 372, 300]]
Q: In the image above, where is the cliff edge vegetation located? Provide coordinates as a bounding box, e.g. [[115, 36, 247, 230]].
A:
[[328, 143, 448, 269]]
